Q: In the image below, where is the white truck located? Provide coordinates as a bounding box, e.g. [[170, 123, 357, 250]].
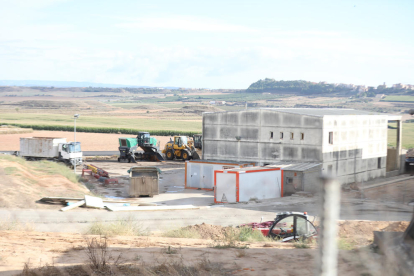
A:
[[17, 137, 83, 167]]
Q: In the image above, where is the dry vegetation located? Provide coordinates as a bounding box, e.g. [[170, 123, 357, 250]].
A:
[[0, 155, 90, 208]]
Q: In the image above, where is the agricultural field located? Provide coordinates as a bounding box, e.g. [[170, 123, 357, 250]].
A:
[[382, 95, 414, 102], [0, 112, 202, 133], [388, 122, 414, 149]]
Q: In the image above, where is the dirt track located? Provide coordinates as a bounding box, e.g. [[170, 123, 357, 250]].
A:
[[0, 222, 404, 276]]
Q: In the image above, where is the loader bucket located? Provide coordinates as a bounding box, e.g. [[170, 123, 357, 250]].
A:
[[154, 152, 165, 162], [192, 151, 200, 160]]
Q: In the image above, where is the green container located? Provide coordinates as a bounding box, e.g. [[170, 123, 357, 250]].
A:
[[119, 138, 138, 148]]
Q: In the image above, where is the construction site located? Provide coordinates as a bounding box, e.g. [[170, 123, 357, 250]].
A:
[[0, 107, 413, 275]]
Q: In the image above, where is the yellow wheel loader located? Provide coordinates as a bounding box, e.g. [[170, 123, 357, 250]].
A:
[[162, 136, 200, 161]]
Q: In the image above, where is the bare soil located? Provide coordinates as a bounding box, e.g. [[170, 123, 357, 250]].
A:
[[0, 157, 90, 208], [0, 224, 402, 276]]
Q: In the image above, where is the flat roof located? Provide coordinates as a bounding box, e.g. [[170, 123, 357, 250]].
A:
[[266, 162, 322, 171], [260, 108, 399, 117], [205, 108, 402, 119]]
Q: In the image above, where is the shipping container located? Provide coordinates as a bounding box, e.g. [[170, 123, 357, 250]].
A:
[[185, 160, 255, 190], [214, 167, 283, 203], [20, 137, 67, 158], [129, 166, 160, 197]]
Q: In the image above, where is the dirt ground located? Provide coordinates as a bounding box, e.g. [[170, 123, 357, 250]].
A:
[[362, 178, 414, 205], [0, 156, 91, 208], [0, 220, 407, 276], [0, 131, 172, 151]]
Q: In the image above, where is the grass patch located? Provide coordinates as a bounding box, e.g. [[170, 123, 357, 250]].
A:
[[4, 167, 18, 175], [31, 160, 79, 183], [388, 122, 414, 149], [338, 238, 356, 250], [382, 95, 414, 102], [211, 228, 250, 249], [86, 217, 148, 237], [161, 228, 202, 239], [0, 155, 79, 184]]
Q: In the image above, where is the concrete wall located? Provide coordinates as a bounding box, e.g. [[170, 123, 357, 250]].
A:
[[203, 109, 323, 164], [203, 110, 389, 185], [322, 115, 388, 184]]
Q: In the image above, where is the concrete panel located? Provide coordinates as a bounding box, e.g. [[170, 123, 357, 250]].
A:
[[240, 142, 259, 158], [282, 146, 299, 160], [260, 143, 281, 160], [240, 127, 260, 141], [215, 173, 236, 203], [261, 110, 281, 126], [219, 126, 238, 140]]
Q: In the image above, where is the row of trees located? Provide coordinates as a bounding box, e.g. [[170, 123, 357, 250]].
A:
[[247, 79, 349, 94]]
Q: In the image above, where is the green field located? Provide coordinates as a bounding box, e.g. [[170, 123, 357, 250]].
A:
[[382, 95, 414, 102], [388, 123, 414, 149], [0, 113, 202, 132]]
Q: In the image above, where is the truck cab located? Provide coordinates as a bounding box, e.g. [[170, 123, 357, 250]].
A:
[[59, 142, 83, 166]]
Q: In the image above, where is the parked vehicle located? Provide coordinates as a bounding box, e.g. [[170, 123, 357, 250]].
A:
[[193, 134, 202, 149], [240, 212, 318, 242], [406, 148, 414, 175], [16, 137, 82, 167], [162, 136, 200, 160], [118, 132, 164, 163]]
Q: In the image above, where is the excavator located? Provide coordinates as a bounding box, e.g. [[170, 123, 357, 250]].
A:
[[162, 136, 200, 160]]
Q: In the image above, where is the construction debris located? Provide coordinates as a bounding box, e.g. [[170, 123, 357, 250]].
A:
[[105, 205, 199, 212]]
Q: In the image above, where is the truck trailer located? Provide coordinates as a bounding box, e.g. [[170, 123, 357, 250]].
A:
[[18, 137, 83, 167]]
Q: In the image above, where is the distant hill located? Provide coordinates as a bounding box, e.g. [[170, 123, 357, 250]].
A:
[[0, 80, 179, 89], [247, 79, 349, 94]]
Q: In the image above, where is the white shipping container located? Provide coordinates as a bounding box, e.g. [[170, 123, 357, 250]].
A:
[[214, 167, 283, 203], [185, 160, 255, 190], [20, 137, 67, 158]]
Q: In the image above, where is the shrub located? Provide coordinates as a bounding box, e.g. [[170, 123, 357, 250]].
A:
[[0, 123, 199, 137]]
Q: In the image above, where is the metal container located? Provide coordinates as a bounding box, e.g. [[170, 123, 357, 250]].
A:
[[20, 137, 67, 158], [214, 167, 283, 203], [185, 160, 255, 190], [129, 166, 160, 197]]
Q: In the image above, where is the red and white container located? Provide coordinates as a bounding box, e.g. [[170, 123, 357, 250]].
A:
[[185, 160, 255, 191], [214, 167, 283, 203]]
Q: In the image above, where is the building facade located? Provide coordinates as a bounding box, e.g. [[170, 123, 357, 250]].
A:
[[202, 108, 402, 185]]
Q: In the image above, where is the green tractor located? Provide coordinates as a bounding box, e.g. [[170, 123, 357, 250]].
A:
[[118, 132, 164, 162]]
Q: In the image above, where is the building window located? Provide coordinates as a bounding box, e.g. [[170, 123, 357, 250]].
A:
[[290, 132, 294, 140], [301, 133, 304, 140], [329, 132, 333, 144], [270, 131, 273, 139], [280, 132, 283, 139], [378, 157, 381, 169]]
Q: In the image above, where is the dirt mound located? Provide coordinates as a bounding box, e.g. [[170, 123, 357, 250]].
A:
[[382, 221, 410, 232], [133, 105, 166, 110], [0, 155, 90, 208], [338, 220, 409, 246], [181, 223, 231, 240], [170, 105, 224, 115]]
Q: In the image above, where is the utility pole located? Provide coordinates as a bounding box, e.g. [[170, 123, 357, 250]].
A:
[[73, 114, 79, 175], [315, 176, 341, 276]]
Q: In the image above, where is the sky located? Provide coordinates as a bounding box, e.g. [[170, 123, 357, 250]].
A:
[[0, 0, 413, 88]]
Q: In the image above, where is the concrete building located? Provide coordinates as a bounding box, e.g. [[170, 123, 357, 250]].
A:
[[202, 108, 403, 185]]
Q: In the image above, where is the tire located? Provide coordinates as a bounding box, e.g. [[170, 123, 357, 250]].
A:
[[118, 158, 120, 162], [166, 149, 174, 160], [182, 150, 190, 160]]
